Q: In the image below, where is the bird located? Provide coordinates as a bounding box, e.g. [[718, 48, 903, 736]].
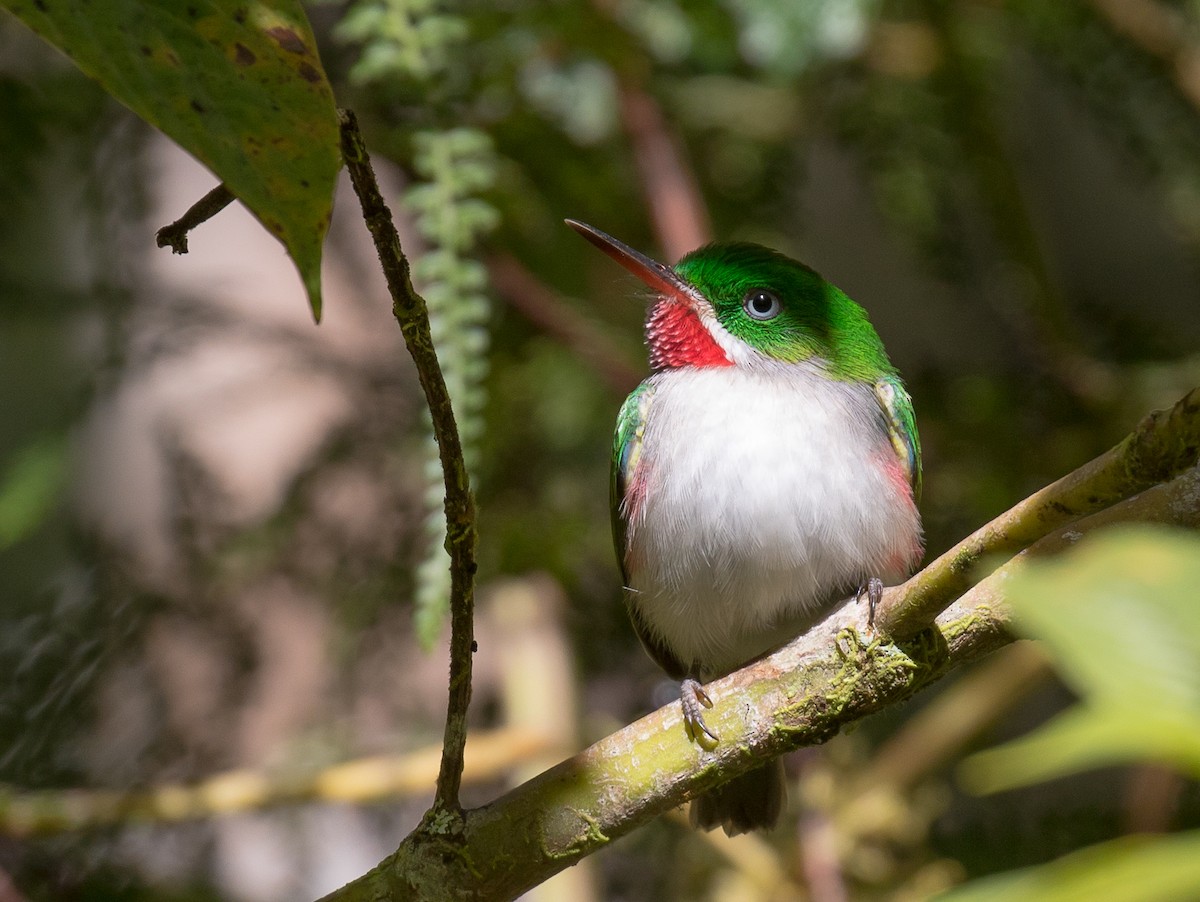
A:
[[567, 219, 924, 835]]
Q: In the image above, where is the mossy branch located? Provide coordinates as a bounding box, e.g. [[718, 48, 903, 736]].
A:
[[317, 593, 1011, 901], [338, 109, 478, 821], [318, 396, 1199, 901], [113, 128, 1200, 902]]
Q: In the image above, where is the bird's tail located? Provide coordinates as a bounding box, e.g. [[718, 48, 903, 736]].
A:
[[689, 758, 786, 836]]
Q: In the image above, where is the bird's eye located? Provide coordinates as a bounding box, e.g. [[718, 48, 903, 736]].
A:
[[743, 289, 781, 321]]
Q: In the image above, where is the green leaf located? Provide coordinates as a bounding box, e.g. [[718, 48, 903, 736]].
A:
[[961, 527, 1200, 794], [963, 707, 1200, 794], [937, 831, 1200, 902], [1, 0, 341, 319]]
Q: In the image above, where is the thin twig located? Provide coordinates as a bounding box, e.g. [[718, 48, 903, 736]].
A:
[[155, 183, 237, 254], [877, 387, 1200, 639], [337, 108, 479, 820]]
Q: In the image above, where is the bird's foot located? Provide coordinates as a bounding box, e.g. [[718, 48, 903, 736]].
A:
[[856, 576, 884, 629], [681, 677, 718, 744]]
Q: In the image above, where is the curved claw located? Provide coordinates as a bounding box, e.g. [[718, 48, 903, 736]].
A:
[[681, 677, 718, 744], [857, 577, 885, 629]]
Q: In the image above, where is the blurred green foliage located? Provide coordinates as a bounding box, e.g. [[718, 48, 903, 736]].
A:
[[0, 437, 67, 549], [964, 527, 1200, 792], [947, 527, 1200, 901], [942, 831, 1200, 902], [337, 0, 469, 83], [406, 126, 497, 645]]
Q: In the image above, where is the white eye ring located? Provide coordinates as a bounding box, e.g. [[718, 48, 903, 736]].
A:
[[743, 289, 781, 321]]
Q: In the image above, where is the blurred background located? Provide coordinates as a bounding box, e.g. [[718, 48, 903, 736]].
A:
[[2, 0, 1200, 899]]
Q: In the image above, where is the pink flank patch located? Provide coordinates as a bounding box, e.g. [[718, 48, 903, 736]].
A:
[[876, 448, 924, 575], [621, 466, 650, 574], [623, 467, 649, 527], [647, 299, 732, 370]]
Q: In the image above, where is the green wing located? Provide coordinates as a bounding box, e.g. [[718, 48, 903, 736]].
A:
[[611, 381, 654, 586], [874, 375, 922, 501]]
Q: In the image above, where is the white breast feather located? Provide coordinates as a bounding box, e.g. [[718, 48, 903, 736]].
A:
[[625, 363, 921, 675]]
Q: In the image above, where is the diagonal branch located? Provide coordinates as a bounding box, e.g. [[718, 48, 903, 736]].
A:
[[318, 584, 1012, 901], [877, 387, 1200, 639], [338, 109, 479, 821], [318, 399, 1200, 901]]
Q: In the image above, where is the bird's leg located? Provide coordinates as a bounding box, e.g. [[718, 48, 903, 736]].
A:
[[857, 577, 884, 629], [681, 676, 717, 744]]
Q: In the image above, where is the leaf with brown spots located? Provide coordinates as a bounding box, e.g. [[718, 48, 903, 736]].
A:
[[0, 0, 339, 319]]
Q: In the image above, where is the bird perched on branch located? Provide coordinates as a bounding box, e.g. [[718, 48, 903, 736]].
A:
[[568, 219, 923, 835]]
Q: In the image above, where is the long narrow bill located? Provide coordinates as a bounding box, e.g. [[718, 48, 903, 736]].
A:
[[565, 219, 693, 300]]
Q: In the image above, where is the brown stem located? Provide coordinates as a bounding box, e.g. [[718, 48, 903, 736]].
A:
[[616, 79, 712, 260], [337, 109, 478, 820], [155, 183, 237, 254]]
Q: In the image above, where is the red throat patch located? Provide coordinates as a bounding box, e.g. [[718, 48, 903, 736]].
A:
[[646, 298, 732, 370]]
